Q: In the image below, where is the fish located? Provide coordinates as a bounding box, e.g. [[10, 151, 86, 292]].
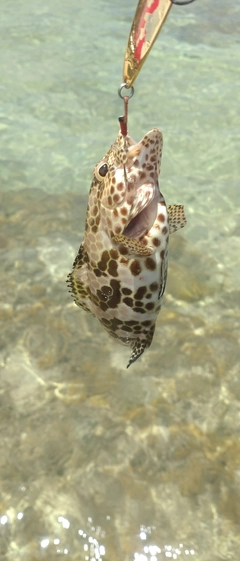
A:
[[67, 127, 186, 368]]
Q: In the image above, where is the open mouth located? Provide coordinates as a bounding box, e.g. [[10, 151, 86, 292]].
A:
[[123, 185, 160, 239]]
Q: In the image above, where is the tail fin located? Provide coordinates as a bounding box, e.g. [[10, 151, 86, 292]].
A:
[[126, 325, 155, 368]]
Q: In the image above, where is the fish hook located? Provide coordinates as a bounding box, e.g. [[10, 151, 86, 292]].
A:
[[171, 0, 197, 5], [118, 82, 134, 137]]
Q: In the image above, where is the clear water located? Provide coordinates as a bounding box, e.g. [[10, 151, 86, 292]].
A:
[[1, 0, 240, 559]]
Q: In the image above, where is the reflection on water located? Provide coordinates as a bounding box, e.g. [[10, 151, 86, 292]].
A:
[[1, 512, 197, 561], [1, 0, 240, 559]]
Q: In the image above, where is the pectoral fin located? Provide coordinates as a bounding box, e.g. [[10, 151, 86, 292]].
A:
[[167, 205, 187, 234], [112, 234, 153, 256]]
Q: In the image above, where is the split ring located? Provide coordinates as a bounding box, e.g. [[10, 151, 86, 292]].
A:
[[118, 83, 134, 100]]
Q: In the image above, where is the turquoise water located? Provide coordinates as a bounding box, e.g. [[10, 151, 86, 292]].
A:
[[1, 0, 240, 559]]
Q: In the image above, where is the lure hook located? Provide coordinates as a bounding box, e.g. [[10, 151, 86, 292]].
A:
[[118, 83, 134, 137], [118, 96, 129, 137]]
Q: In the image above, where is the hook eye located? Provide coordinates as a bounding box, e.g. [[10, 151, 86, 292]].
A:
[[171, 0, 197, 5]]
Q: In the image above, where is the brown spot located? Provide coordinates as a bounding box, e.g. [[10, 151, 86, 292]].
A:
[[133, 307, 146, 314], [109, 331, 118, 339], [120, 207, 128, 216], [107, 195, 112, 206], [113, 193, 120, 203], [122, 287, 132, 296], [150, 282, 158, 291], [112, 318, 123, 327], [125, 320, 139, 326], [103, 285, 112, 295], [92, 205, 98, 216], [160, 250, 165, 260], [99, 301, 108, 312], [145, 257, 156, 271], [104, 317, 123, 332], [140, 171, 146, 180], [135, 301, 144, 307], [112, 177, 116, 185], [130, 260, 142, 276], [123, 297, 134, 307], [97, 288, 108, 302], [119, 245, 128, 255], [158, 213, 165, 222], [138, 236, 147, 246], [145, 302, 155, 311], [90, 292, 99, 305], [92, 224, 98, 233], [108, 259, 118, 277], [110, 249, 118, 259], [153, 237, 161, 247], [107, 279, 121, 308], [142, 320, 151, 327], [122, 325, 133, 333], [134, 159, 139, 166], [107, 296, 120, 309], [110, 279, 121, 291], [117, 182, 124, 191], [162, 226, 168, 235], [113, 208, 118, 218], [110, 185, 115, 195], [93, 268, 102, 277], [101, 318, 111, 326], [115, 225, 121, 235], [134, 286, 147, 300], [133, 324, 143, 332], [127, 195, 134, 205], [98, 251, 109, 271], [120, 257, 128, 265]]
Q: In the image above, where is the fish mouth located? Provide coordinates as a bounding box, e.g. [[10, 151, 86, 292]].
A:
[[123, 183, 160, 239]]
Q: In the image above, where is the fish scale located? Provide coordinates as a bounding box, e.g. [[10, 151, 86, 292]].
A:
[[67, 127, 186, 367]]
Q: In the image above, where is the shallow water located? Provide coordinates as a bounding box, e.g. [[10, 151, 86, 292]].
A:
[[1, 0, 240, 560]]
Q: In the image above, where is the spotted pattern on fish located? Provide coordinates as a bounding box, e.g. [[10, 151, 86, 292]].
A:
[[67, 128, 186, 367]]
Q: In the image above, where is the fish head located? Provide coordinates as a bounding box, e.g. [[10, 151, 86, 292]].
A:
[[93, 128, 163, 240]]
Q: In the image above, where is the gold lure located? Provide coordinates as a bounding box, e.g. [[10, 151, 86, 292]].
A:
[[123, 0, 197, 88], [123, 0, 173, 87]]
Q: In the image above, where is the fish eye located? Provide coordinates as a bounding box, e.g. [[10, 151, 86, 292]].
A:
[[98, 163, 108, 178]]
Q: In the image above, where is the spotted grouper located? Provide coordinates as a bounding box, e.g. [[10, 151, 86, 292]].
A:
[[67, 127, 186, 367]]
